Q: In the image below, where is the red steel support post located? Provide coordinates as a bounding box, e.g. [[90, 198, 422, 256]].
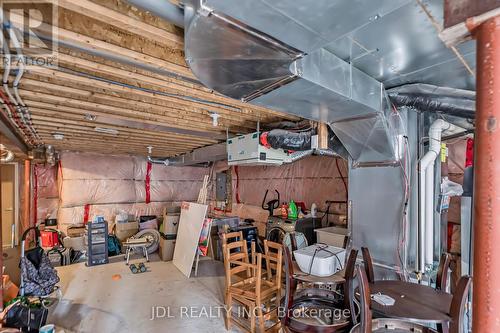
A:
[[473, 15, 500, 333]]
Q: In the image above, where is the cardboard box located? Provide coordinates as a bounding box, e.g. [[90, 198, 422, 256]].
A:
[[159, 235, 176, 261], [115, 221, 139, 241], [63, 236, 85, 251], [162, 208, 180, 234], [67, 226, 85, 237], [315, 226, 348, 248]]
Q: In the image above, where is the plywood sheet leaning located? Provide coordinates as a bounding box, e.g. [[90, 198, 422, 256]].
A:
[[173, 201, 208, 277]]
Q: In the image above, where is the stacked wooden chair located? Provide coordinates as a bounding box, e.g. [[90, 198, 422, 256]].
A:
[[222, 233, 282, 332]]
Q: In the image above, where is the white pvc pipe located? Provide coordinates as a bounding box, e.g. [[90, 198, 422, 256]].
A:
[[8, 27, 25, 107], [425, 161, 435, 267], [0, 12, 17, 107], [1, 35, 17, 106], [419, 168, 426, 272], [418, 119, 451, 271]]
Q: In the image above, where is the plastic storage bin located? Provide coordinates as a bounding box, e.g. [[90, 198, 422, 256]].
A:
[[86, 221, 109, 266], [293, 244, 346, 277]]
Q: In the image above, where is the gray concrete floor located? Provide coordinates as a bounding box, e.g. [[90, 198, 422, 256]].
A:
[[48, 254, 241, 333]]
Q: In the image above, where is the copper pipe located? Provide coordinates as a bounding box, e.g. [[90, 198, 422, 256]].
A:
[[473, 15, 500, 333], [0, 163, 3, 309], [23, 159, 30, 231]]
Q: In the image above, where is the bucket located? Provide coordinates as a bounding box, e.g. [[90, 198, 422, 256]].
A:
[[40, 230, 59, 248]]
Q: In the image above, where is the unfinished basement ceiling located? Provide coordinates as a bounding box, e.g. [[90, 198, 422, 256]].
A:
[[3, 0, 476, 159], [5, 0, 298, 157]]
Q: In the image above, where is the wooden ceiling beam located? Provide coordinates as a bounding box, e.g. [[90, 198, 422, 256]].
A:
[[37, 134, 191, 154], [25, 68, 267, 123], [26, 102, 217, 143], [19, 88, 245, 134], [53, 51, 296, 119], [34, 126, 210, 150], [57, 0, 183, 47], [42, 141, 180, 156], [32, 121, 212, 148], [20, 77, 257, 132], [23, 99, 222, 142], [8, 11, 193, 79], [31, 118, 213, 148]]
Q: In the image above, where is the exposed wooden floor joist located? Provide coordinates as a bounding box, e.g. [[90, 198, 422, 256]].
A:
[[1, 0, 300, 157]]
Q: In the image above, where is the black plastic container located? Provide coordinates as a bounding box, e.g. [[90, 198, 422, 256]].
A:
[[45, 218, 57, 226]]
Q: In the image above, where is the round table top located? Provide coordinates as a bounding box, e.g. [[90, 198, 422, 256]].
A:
[[292, 261, 346, 284], [369, 280, 453, 324]]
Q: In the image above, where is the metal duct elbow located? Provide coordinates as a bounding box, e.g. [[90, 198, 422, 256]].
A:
[[125, 0, 184, 28], [286, 150, 314, 163], [45, 145, 57, 166], [315, 149, 339, 157], [0, 144, 14, 163], [147, 156, 170, 166], [260, 129, 313, 151]]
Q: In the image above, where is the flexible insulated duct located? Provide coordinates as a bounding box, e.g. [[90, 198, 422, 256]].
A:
[[260, 129, 313, 151], [388, 84, 475, 119]]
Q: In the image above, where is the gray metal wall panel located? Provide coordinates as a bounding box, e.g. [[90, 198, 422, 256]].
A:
[[349, 163, 405, 267]]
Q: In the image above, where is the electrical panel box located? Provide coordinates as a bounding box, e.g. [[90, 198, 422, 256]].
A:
[[216, 172, 227, 201], [227, 132, 289, 166]]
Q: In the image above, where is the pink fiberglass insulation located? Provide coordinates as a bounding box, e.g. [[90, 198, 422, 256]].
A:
[[34, 164, 58, 224], [230, 155, 348, 214], [52, 151, 208, 228]]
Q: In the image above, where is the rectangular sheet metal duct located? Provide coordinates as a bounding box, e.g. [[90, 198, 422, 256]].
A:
[[183, 3, 398, 164]]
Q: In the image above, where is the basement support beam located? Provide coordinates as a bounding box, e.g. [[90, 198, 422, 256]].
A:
[[473, 15, 500, 333], [23, 159, 31, 232], [0, 115, 28, 154]]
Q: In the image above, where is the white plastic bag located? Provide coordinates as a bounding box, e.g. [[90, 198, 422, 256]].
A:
[[441, 177, 463, 197]]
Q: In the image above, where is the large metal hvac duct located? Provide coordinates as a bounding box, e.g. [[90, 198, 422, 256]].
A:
[[182, 1, 400, 165]]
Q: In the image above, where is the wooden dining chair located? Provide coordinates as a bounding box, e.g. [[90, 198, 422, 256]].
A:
[[343, 249, 359, 324], [438, 275, 472, 333], [361, 247, 375, 283], [281, 246, 353, 332], [436, 253, 451, 291], [221, 231, 253, 330], [221, 231, 245, 250], [221, 231, 252, 280], [350, 265, 439, 333], [224, 241, 282, 332]]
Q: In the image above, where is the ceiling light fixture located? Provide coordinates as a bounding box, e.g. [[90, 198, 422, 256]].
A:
[[94, 127, 119, 135], [84, 114, 97, 121], [210, 113, 220, 127], [52, 133, 64, 140]]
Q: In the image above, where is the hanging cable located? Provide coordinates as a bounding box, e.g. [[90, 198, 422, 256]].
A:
[[392, 105, 411, 280], [0, 22, 39, 144], [335, 158, 348, 201]]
